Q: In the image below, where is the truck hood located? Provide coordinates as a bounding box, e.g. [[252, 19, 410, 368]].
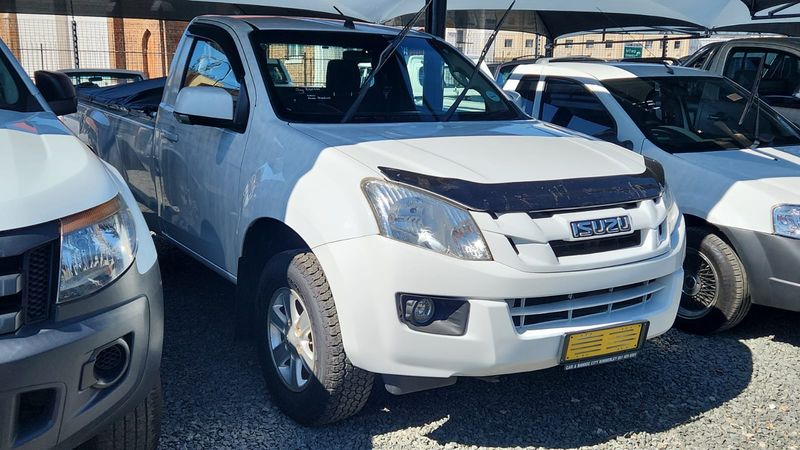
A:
[[676, 146, 800, 201], [0, 112, 118, 232], [291, 121, 646, 183]]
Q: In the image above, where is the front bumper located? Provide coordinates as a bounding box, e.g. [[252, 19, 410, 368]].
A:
[[722, 226, 800, 312], [0, 260, 163, 450], [314, 222, 685, 379]]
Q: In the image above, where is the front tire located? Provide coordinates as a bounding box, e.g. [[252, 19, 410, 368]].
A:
[[675, 227, 750, 334], [255, 250, 373, 425]]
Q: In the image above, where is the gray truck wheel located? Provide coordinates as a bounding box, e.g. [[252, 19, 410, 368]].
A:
[[675, 227, 750, 334], [81, 380, 162, 450], [256, 250, 374, 425]]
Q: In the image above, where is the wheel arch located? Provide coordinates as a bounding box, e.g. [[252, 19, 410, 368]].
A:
[[234, 217, 310, 338]]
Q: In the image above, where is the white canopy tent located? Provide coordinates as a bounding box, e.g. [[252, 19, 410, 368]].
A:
[[2, 0, 800, 36]]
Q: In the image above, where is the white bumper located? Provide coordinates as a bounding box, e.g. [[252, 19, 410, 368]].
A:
[[314, 222, 685, 379]]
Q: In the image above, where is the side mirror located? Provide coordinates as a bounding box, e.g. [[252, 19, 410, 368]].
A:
[[34, 71, 77, 116], [617, 139, 635, 151], [503, 90, 524, 109], [174, 86, 234, 128]]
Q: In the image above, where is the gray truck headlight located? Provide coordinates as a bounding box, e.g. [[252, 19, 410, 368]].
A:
[[363, 179, 491, 261], [773, 205, 800, 239], [58, 196, 138, 303]]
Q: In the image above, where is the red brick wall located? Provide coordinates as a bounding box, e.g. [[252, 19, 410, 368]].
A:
[[109, 19, 187, 78]]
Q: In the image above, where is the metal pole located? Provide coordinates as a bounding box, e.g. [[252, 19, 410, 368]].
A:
[[69, 0, 79, 68], [425, 0, 447, 38], [662, 35, 668, 59], [72, 18, 80, 68], [40, 43, 44, 70]]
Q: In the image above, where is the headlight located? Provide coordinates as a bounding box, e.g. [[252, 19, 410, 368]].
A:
[[362, 179, 491, 261], [773, 205, 800, 239], [58, 196, 138, 303], [661, 184, 680, 243]]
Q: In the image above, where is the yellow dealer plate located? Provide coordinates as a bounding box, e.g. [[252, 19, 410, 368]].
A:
[[561, 322, 648, 370]]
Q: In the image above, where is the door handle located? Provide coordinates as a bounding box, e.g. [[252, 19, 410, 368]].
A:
[[162, 130, 180, 143]]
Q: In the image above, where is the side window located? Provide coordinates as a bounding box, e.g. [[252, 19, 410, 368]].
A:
[[496, 64, 518, 86], [686, 46, 711, 69], [513, 75, 541, 116], [183, 38, 241, 102], [724, 48, 800, 97], [540, 77, 617, 141]]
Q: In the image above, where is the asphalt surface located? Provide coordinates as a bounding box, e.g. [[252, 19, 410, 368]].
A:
[[156, 240, 800, 450]]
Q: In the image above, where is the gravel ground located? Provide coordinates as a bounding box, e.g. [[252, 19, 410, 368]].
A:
[[156, 240, 800, 450]]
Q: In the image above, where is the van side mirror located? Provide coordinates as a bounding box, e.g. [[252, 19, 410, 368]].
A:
[[617, 139, 635, 151], [174, 86, 234, 128], [503, 90, 524, 109], [34, 71, 77, 116]]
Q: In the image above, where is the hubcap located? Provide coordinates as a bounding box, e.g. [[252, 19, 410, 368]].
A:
[[679, 249, 719, 319], [267, 287, 314, 392]]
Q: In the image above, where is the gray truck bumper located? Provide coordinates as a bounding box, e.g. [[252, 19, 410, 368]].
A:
[[0, 261, 163, 450], [722, 226, 800, 312]]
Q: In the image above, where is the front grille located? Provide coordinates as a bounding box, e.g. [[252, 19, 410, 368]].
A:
[[507, 279, 662, 332], [0, 225, 59, 335], [550, 231, 642, 258]]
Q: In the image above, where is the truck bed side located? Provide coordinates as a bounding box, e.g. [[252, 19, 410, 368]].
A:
[[64, 80, 164, 222]]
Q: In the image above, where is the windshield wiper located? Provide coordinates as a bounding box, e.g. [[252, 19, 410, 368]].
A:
[[340, 0, 432, 123], [442, 1, 515, 122], [738, 55, 767, 149]]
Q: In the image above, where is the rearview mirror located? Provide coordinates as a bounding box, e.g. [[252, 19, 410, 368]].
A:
[[34, 71, 77, 116], [174, 86, 234, 128], [503, 90, 524, 109]]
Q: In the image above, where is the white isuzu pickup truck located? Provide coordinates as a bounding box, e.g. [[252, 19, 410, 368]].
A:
[[65, 15, 685, 425], [0, 39, 162, 449]]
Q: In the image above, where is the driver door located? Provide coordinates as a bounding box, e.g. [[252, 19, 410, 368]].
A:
[[156, 28, 251, 274]]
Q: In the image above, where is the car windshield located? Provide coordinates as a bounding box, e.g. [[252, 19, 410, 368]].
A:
[[0, 50, 41, 112], [603, 76, 800, 152], [253, 31, 520, 123]]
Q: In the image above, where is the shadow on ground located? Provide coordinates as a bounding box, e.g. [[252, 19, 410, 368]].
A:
[[728, 305, 800, 347], [156, 239, 756, 449]]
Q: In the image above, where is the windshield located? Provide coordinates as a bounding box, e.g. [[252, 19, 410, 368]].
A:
[[603, 76, 800, 153], [253, 31, 520, 123], [0, 50, 41, 112]]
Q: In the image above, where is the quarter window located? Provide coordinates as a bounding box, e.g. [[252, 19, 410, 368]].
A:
[[539, 77, 617, 141], [513, 75, 541, 115]]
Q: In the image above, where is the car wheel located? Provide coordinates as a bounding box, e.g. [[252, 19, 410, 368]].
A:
[[675, 226, 750, 334], [256, 250, 374, 425], [80, 379, 162, 450]]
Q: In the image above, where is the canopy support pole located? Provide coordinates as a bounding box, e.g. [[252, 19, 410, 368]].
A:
[[425, 0, 447, 38]]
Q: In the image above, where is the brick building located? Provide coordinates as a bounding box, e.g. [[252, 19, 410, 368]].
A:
[[0, 13, 187, 77]]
